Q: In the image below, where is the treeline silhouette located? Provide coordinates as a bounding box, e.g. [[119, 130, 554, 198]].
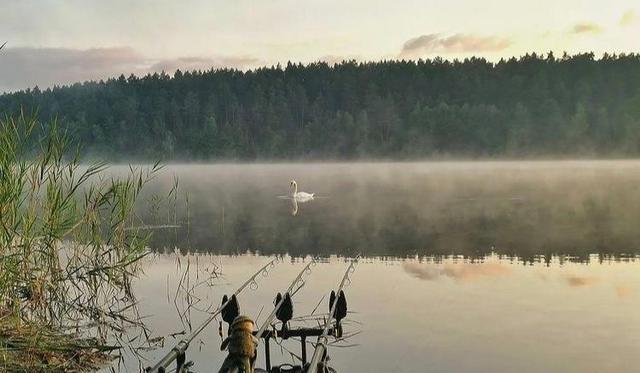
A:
[[1, 52, 640, 160]]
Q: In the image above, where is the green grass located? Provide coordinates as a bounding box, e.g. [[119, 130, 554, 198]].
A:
[[0, 111, 163, 371]]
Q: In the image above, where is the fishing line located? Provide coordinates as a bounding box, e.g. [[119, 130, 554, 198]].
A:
[[307, 256, 359, 373], [146, 256, 281, 373]]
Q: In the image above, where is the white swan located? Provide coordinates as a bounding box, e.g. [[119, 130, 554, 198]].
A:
[[290, 180, 314, 202]]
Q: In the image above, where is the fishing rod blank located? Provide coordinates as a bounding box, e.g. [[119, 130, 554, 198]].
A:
[[225, 258, 315, 373], [146, 257, 280, 373], [307, 258, 358, 373], [255, 258, 316, 339]]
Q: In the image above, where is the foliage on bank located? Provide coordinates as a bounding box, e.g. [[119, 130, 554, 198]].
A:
[[0, 112, 161, 371], [1, 53, 640, 160]]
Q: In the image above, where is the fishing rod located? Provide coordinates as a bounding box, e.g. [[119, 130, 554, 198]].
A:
[[307, 257, 358, 373], [225, 258, 317, 373], [255, 258, 316, 339], [146, 257, 280, 373]]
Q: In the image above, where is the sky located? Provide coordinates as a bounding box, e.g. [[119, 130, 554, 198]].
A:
[[0, 0, 638, 92]]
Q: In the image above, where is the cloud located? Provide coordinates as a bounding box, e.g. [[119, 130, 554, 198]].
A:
[[441, 263, 511, 281], [615, 285, 633, 299], [403, 262, 511, 282], [571, 22, 603, 34], [149, 56, 259, 73], [400, 33, 511, 57], [0, 46, 144, 92], [403, 263, 441, 280], [619, 10, 636, 27], [564, 274, 597, 288], [0, 46, 261, 92]]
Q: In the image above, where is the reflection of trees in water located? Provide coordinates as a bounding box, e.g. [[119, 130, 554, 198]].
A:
[[141, 164, 640, 263]]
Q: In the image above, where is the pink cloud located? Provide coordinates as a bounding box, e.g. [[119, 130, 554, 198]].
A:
[[403, 262, 511, 282], [401, 33, 511, 57]]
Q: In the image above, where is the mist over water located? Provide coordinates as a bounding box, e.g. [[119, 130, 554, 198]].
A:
[[119, 162, 640, 373], [140, 161, 640, 261]]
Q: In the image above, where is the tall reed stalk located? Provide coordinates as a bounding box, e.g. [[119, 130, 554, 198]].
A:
[[0, 111, 161, 370]]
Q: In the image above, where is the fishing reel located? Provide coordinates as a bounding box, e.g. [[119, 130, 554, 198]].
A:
[[212, 258, 354, 373]]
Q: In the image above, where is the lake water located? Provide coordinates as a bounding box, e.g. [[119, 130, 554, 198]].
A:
[[114, 162, 640, 372]]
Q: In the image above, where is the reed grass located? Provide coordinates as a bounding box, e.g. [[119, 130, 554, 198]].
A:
[[0, 111, 162, 371]]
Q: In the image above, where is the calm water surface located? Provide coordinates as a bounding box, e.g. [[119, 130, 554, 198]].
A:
[[115, 162, 640, 372]]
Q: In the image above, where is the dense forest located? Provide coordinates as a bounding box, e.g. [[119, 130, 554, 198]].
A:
[[1, 52, 640, 160]]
